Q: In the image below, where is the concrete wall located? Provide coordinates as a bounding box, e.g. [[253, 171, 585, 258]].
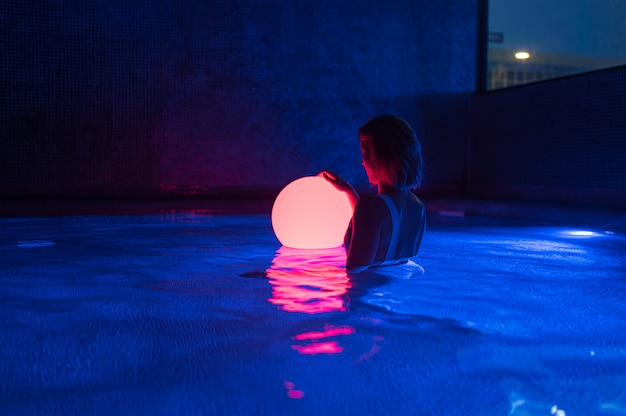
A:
[[0, 0, 477, 198], [471, 65, 626, 209]]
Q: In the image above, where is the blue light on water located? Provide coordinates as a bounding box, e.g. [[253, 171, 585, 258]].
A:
[[1, 214, 625, 415], [17, 240, 56, 248], [557, 230, 606, 238]]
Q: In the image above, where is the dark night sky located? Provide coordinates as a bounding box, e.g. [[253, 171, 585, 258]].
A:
[[489, 0, 626, 59]]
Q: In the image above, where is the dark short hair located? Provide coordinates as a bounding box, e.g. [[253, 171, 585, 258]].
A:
[[358, 114, 423, 190]]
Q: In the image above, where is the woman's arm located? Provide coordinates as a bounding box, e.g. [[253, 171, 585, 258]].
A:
[[345, 197, 385, 272], [317, 171, 384, 272]]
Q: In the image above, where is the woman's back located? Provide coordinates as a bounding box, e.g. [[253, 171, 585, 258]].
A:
[[380, 190, 425, 261], [345, 190, 425, 271]]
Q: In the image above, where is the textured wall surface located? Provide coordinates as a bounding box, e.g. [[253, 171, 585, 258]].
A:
[[471, 65, 626, 208], [0, 1, 478, 198]]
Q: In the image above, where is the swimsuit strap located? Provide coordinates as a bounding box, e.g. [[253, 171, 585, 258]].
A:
[[378, 194, 400, 261]]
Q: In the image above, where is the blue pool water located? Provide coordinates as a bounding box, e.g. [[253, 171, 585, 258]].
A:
[[1, 211, 625, 415]]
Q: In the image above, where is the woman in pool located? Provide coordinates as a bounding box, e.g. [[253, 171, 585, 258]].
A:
[[319, 114, 425, 274]]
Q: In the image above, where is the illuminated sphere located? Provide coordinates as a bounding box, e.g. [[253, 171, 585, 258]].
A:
[[271, 176, 353, 249]]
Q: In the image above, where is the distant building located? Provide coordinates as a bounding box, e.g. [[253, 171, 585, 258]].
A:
[[487, 48, 625, 89]]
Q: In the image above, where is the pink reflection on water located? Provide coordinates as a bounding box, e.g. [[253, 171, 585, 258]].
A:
[[355, 335, 384, 363], [292, 341, 343, 355], [294, 325, 355, 341], [283, 380, 305, 399], [266, 246, 351, 314], [268, 246, 384, 399], [291, 324, 356, 355], [267, 246, 355, 357]]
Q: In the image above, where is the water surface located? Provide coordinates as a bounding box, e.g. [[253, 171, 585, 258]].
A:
[[1, 213, 625, 415]]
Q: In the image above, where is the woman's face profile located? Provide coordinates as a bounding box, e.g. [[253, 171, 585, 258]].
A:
[[360, 137, 376, 186]]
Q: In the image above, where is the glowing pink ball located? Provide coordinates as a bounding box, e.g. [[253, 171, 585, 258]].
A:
[[271, 176, 353, 249]]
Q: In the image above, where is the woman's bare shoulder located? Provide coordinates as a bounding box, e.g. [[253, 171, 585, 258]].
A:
[[355, 195, 389, 213], [408, 192, 425, 210], [408, 191, 423, 203], [357, 195, 385, 208]]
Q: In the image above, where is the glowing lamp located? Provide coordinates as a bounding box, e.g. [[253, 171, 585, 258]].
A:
[[271, 176, 353, 249]]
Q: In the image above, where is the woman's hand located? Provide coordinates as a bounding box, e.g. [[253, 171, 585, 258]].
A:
[[317, 170, 359, 210]]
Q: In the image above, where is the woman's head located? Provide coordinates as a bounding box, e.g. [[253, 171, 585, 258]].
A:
[[358, 114, 423, 190]]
